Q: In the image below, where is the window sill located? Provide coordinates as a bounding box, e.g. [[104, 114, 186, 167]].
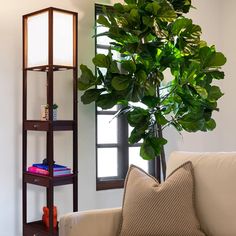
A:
[[96, 179, 124, 191]]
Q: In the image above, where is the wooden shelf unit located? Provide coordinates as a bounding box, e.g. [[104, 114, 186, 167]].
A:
[[24, 120, 75, 131], [22, 8, 78, 236]]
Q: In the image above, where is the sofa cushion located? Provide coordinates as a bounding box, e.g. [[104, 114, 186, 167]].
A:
[[119, 163, 205, 236], [167, 151, 236, 236]]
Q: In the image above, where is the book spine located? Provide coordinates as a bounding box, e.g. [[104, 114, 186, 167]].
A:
[[32, 164, 68, 171], [53, 170, 71, 176], [54, 168, 71, 172], [28, 166, 49, 175]]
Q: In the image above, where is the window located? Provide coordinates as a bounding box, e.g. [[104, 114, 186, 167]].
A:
[[95, 4, 157, 190]]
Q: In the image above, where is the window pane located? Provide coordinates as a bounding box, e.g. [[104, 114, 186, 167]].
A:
[[97, 115, 117, 144], [96, 25, 113, 45], [97, 148, 118, 177], [129, 147, 148, 172], [129, 101, 148, 109], [97, 105, 117, 112], [97, 48, 120, 61]]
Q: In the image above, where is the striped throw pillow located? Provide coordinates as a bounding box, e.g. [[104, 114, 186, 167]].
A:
[[119, 162, 205, 236]]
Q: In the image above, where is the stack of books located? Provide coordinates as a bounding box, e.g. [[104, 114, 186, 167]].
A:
[[28, 163, 72, 176]]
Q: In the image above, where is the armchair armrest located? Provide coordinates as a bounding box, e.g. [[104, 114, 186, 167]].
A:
[[59, 208, 122, 236]]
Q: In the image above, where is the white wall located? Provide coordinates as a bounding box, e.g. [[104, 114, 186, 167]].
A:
[[0, 0, 233, 235], [215, 0, 236, 150]]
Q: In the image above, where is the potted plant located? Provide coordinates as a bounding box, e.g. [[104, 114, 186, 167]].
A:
[[78, 0, 226, 179]]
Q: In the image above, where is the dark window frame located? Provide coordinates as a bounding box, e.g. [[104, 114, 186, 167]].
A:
[[95, 4, 157, 191]]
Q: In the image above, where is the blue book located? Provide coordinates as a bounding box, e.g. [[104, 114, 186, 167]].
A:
[[32, 163, 68, 171]]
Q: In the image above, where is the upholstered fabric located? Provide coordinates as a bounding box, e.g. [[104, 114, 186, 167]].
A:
[[59, 208, 122, 236], [59, 152, 236, 236], [119, 163, 205, 236], [167, 151, 236, 236]]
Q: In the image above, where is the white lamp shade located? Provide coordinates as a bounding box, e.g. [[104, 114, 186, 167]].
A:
[[53, 11, 74, 66], [27, 12, 49, 67], [26, 9, 75, 68]]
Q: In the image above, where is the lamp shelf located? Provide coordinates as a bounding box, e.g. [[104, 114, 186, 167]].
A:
[[24, 172, 77, 187], [24, 220, 58, 236], [25, 65, 76, 72], [24, 120, 75, 131]]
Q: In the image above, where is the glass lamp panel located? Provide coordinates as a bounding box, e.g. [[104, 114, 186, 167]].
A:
[[53, 11, 74, 66], [27, 12, 48, 67], [97, 115, 117, 144], [97, 148, 118, 177], [129, 147, 149, 172]]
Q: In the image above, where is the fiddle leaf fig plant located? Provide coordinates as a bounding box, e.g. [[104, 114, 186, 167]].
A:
[[78, 0, 226, 161]]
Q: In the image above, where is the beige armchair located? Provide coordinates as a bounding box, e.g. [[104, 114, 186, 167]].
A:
[[59, 152, 236, 236]]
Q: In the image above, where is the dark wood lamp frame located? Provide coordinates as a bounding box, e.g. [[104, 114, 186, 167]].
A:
[[22, 7, 78, 236]]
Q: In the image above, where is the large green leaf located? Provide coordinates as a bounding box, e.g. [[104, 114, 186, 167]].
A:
[[206, 118, 216, 131], [194, 86, 208, 99], [110, 61, 120, 73], [179, 114, 205, 132], [199, 47, 227, 68], [140, 137, 167, 160], [140, 140, 156, 160], [142, 15, 154, 27], [171, 18, 192, 35], [155, 112, 169, 125], [116, 16, 128, 28], [156, 0, 177, 22], [169, 0, 192, 13], [112, 76, 130, 90], [208, 52, 227, 67], [78, 80, 91, 91], [136, 70, 147, 82], [129, 125, 147, 144], [113, 3, 124, 12], [81, 89, 104, 104], [97, 15, 110, 27], [180, 61, 200, 85], [149, 137, 168, 155], [125, 0, 137, 4], [178, 23, 201, 54], [92, 54, 110, 68], [127, 107, 149, 126], [78, 65, 96, 90], [129, 9, 140, 23], [145, 2, 161, 15], [205, 71, 225, 80], [96, 94, 118, 109], [126, 84, 144, 102], [144, 83, 156, 96], [199, 46, 213, 68], [207, 86, 224, 102], [121, 60, 136, 73], [172, 19, 201, 54], [142, 96, 159, 108]]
